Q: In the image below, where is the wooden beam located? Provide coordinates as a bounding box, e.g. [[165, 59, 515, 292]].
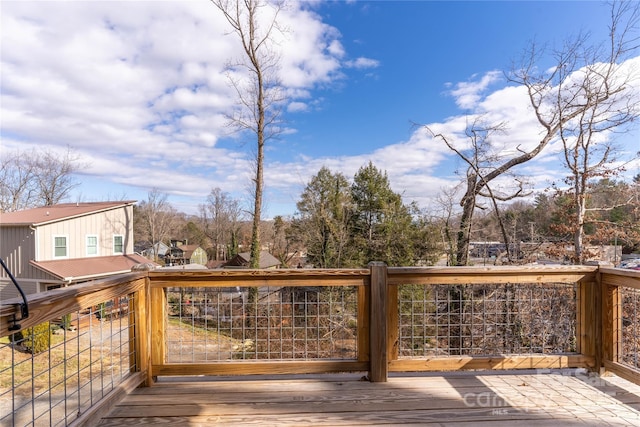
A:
[[135, 277, 151, 386], [603, 360, 640, 386], [387, 265, 597, 286], [369, 262, 388, 382], [389, 354, 594, 371], [357, 283, 369, 363], [577, 278, 601, 371], [152, 361, 367, 377], [0, 273, 146, 337], [150, 287, 166, 373], [148, 268, 369, 289], [600, 269, 640, 290]]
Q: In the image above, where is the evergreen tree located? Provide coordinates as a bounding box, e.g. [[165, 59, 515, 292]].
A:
[[349, 162, 416, 266], [294, 167, 352, 268]]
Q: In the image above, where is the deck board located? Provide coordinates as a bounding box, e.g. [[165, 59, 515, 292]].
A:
[[99, 369, 640, 426]]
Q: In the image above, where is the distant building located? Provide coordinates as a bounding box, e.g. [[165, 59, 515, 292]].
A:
[[164, 239, 208, 266], [225, 251, 281, 269], [0, 201, 153, 299], [140, 241, 170, 261]]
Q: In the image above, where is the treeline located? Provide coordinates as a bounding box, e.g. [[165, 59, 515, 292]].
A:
[[2, 147, 638, 267], [133, 164, 640, 268], [133, 163, 442, 268]]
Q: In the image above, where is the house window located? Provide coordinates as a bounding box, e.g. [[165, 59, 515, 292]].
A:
[[54, 236, 68, 258], [86, 235, 98, 256], [113, 235, 124, 254]]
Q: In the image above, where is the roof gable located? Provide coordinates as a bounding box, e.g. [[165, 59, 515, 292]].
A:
[[0, 201, 136, 226]]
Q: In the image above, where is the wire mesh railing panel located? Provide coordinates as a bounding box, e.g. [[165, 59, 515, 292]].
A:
[[0, 294, 136, 427], [397, 283, 577, 357], [165, 285, 358, 362], [621, 286, 640, 370]]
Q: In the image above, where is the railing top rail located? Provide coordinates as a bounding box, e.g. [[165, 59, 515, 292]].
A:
[[147, 268, 371, 288], [387, 265, 598, 285], [599, 267, 640, 290], [599, 266, 640, 278], [0, 271, 146, 337]]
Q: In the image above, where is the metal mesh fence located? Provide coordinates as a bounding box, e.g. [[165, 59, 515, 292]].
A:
[[165, 285, 358, 362], [397, 283, 577, 357], [0, 294, 135, 427], [621, 286, 640, 370]]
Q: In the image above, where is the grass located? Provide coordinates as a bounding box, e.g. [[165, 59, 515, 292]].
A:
[[1, 317, 241, 395]]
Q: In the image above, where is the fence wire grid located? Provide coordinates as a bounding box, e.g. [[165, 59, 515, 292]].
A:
[[621, 286, 640, 370], [0, 294, 135, 427], [397, 282, 577, 357], [165, 285, 358, 362]]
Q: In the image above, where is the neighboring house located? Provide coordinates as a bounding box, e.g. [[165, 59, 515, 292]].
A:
[[0, 201, 152, 300], [140, 241, 170, 261], [164, 240, 208, 266], [225, 251, 281, 269]]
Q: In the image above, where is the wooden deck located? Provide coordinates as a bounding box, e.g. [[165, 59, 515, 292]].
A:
[[98, 369, 640, 426]]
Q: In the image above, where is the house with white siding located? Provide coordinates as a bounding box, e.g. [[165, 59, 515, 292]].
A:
[[0, 201, 151, 300]]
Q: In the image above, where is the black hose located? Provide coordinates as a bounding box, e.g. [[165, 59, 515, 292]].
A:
[[0, 257, 29, 330]]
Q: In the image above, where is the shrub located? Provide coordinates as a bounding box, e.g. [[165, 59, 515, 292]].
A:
[[60, 313, 72, 330], [23, 322, 51, 354]]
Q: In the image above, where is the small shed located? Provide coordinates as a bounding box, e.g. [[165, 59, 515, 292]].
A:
[[225, 251, 281, 269]]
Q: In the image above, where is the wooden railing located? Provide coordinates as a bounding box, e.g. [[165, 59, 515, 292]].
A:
[[0, 272, 149, 426], [147, 267, 370, 381], [599, 267, 640, 383], [1, 264, 639, 425]]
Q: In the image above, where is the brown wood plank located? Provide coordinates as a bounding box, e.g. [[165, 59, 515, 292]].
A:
[[133, 280, 151, 386], [149, 287, 166, 370], [0, 275, 146, 336], [368, 262, 387, 382], [130, 374, 504, 396], [147, 268, 370, 289], [71, 372, 146, 427], [97, 409, 571, 427], [356, 284, 369, 363], [152, 361, 367, 376], [387, 265, 597, 286], [389, 354, 594, 371], [601, 269, 640, 289], [98, 371, 640, 426]]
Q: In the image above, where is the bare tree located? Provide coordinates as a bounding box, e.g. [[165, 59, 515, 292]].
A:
[[137, 189, 179, 262], [200, 187, 244, 260], [0, 150, 37, 212], [0, 147, 82, 212], [212, 0, 286, 268], [34, 147, 83, 206], [432, 2, 640, 265], [555, 2, 640, 263], [433, 187, 459, 266], [431, 121, 529, 265]]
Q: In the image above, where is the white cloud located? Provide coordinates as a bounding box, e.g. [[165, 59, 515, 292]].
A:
[[287, 102, 308, 113], [449, 70, 502, 110], [2, 1, 638, 218], [0, 0, 352, 213], [345, 57, 380, 69]]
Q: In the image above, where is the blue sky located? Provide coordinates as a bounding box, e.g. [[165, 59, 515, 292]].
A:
[[2, 1, 639, 218]]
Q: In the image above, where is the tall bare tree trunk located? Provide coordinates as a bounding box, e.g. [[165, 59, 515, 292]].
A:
[[212, 0, 284, 270]]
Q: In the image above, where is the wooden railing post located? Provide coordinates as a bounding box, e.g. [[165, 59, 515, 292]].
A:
[[577, 278, 602, 372], [369, 262, 388, 382], [135, 275, 151, 386], [602, 282, 622, 366], [150, 285, 167, 381]]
